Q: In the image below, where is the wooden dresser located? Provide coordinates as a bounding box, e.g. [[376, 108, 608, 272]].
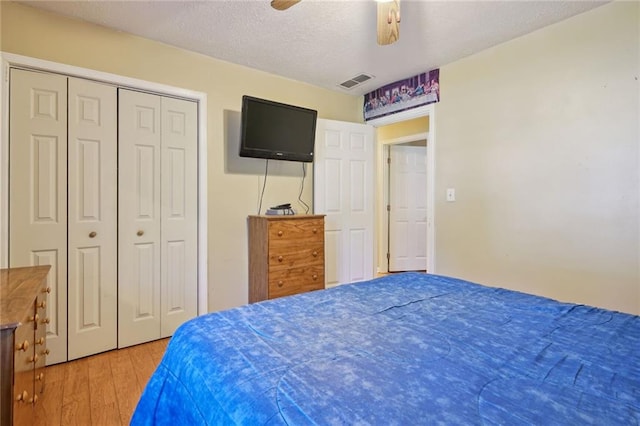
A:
[[248, 215, 325, 302], [0, 266, 51, 426]]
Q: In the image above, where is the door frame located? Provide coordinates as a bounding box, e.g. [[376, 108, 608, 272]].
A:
[[0, 52, 209, 315], [368, 103, 436, 274]]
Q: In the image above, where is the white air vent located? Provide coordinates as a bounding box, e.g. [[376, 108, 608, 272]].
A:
[[338, 73, 374, 90]]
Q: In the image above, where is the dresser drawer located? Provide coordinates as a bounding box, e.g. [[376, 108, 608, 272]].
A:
[[13, 321, 34, 381], [268, 244, 323, 270], [13, 314, 36, 426], [268, 219, 324, 247], [269, 266, 324, 299]]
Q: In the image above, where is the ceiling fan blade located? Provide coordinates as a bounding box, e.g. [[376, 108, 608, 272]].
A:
[[271, 0, 301, 11], [377, 0, 400, 46]]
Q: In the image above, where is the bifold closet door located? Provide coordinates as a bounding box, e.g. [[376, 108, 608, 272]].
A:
[[9, 69, 68, 364], [67, 78, 118, 360], [118, 90, 162, 348], [118, 89, 198, 348], [160, 97, 198, 337]]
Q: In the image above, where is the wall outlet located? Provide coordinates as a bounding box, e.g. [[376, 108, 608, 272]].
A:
[[446, 188, 456, 202]]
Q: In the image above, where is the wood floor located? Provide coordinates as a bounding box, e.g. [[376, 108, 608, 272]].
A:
[[31, 338, 169, 426]]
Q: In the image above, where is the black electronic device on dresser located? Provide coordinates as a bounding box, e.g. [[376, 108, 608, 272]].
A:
[[266, 203, 294, 216]]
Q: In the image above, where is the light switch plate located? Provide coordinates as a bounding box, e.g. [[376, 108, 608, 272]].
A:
[[446, 188, 456, 202]]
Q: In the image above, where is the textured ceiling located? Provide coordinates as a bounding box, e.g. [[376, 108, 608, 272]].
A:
[[18, 0, 608, 96]]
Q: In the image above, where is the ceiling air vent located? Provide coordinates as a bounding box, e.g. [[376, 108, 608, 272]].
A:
[[338, 73, 374, 90]]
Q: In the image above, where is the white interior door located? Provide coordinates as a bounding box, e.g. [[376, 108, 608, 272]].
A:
[[314, 119, 375, 287], [9, 69, 68, 364], [67, 78, 118, 359], [388, 144, 428, 272], [160, 97, 198, 337], [118, 89, 162, 348]]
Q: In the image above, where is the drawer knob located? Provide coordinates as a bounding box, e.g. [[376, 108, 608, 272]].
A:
[[312, 274, 318, 280], [137, 230, 144, 236], [42, 287, 51, 294], [89, 231, 97, 238], [16, 340, 29, 352], [277, 230, 283, 237], [36, 337, 45, 345], [277, 280, 284, 287], [29, 314, 39, 323], [312, 228, 318, 234], [277, 255, 283, 262], [41, 317, 50, 325], [29, 354, 39, 363], [15, 390, 28, 403], [36, 373, 45, 381], [312, 251, 318, 257], [37, 300, 46, 309], [41, 348, 50, 356], [30, 394, 39, 404]]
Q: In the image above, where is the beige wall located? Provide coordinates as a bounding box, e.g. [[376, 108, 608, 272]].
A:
[[434, 1, 639, 314], [377, 116, 429, 141], [1, 2, 361, 312]]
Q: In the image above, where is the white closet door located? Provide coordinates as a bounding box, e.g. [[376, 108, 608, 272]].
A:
[[314, 119, 375, 288], [160, 97, 198, 337], [9, 69, 68, 364], [118, 89, 162, 348], [67, 78, 117, 359]]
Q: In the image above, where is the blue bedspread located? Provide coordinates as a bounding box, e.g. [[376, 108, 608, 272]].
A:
[[131, 273, 640, 425]]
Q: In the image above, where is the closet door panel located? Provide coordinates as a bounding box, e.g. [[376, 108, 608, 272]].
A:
[[9, 69, 68, 364], [118, 89, 162, 348], [67, 78, 117, 360], [160, 97, 198, 336]]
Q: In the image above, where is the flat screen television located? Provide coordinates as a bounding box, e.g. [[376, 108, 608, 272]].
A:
[[240, 95, 318, 163]]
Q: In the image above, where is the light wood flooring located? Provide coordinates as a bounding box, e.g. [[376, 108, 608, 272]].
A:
[[31, 338, 169, 426]]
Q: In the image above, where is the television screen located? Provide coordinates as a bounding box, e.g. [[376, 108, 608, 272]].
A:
[[240, 96, 318, 163]]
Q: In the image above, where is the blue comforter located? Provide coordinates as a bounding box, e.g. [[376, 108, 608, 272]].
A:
[[132, 273, 640, 425]]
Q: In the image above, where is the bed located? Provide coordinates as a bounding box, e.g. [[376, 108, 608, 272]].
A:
[[131, 272, 640, 425]]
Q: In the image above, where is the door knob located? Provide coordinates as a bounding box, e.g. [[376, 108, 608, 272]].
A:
[[137, 230, 144, 236]]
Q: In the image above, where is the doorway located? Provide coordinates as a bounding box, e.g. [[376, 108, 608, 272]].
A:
[[372, 109, 433, 275]]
